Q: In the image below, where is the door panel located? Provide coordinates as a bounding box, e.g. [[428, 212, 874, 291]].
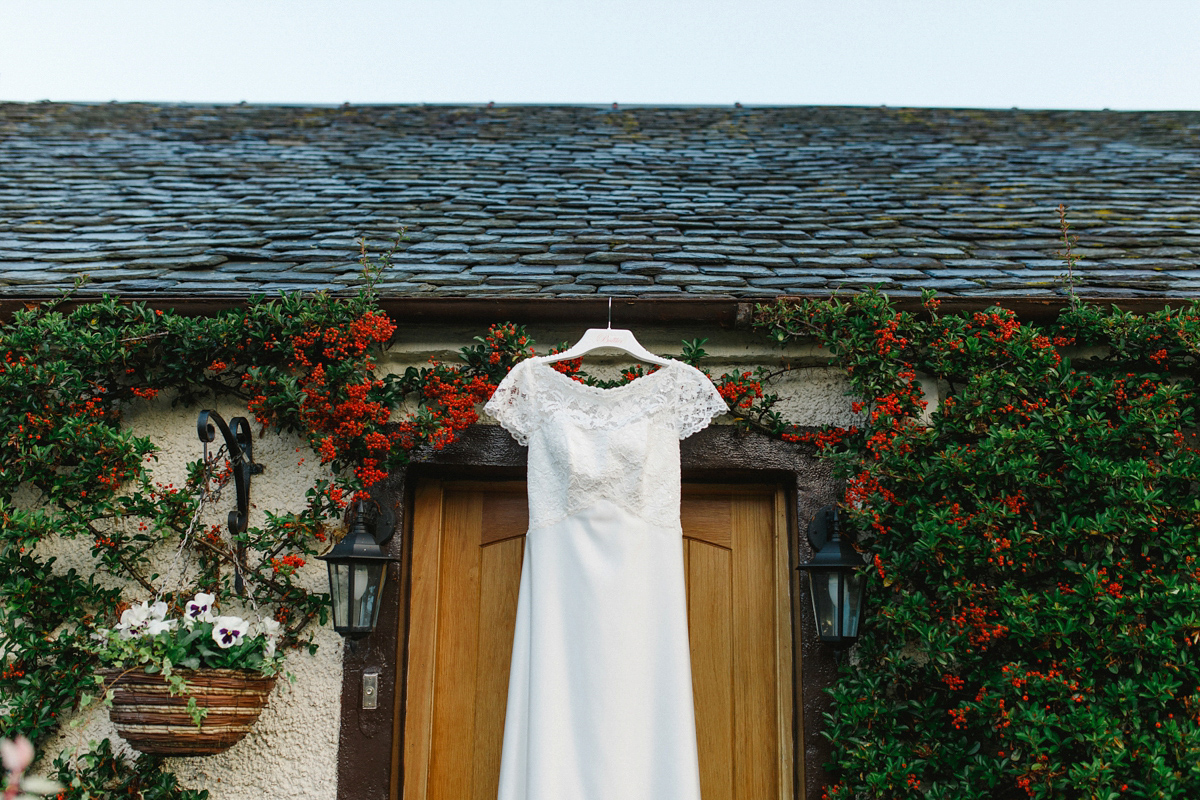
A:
[[682, 497, 733, 550], [731, 496, 780, 800], [402, 482, 795, 800], [687, 538, 735, 798], [471, 535, 522, 800]]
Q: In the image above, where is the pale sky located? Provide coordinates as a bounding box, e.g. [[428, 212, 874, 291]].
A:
[[3, 0, 1199, 109]]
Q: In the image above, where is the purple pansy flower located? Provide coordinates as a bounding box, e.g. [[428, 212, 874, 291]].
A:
[[184, 592, 216, 626], [211, 616, 249, 649]]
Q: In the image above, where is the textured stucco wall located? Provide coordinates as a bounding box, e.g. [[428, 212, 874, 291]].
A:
[[31, 322, 907, 798], [40, 397, 344, 800], [382, 322, 882, 428]]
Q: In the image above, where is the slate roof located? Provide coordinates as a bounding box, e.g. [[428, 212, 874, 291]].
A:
[[2, 102, 1200, 300]]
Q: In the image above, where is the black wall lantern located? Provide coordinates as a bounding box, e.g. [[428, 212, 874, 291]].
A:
[[797, 506, 868, 647], [319, 498, 397, 640]]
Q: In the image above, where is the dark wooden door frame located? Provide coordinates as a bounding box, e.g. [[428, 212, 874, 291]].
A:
[[335, 424, 839, 800]]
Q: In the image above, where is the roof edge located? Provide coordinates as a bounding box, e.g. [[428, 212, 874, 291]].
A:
[[0, 295, 1184, 328]]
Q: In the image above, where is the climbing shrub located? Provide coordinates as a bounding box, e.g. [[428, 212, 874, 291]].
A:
[[0, 282, 543, 796], [11, 251, 1197, 800], [0, 274, 759, 796], [755, 291, 1200, 800]]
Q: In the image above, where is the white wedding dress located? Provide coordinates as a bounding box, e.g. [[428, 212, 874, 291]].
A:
[[485, 356, 727, 800]]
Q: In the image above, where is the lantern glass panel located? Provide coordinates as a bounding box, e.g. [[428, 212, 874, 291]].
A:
[[843, 571, 865, 639], [352, 563, 387, 630], [810, 569, 838, 639], [329, 562, 350, 631], [808, 569, 867, 641]]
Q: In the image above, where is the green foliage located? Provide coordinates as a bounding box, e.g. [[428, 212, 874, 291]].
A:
[[53, 739, 208, 800], [86, 607, 283, 678], [0, 281, 563, 791], [32, 263, 1193, 799], [756, 291, 1200, 799], [0, 297, 365, 793]]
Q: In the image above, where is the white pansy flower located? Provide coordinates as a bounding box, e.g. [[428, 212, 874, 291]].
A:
[[143, 618, 177, 636], [118, 602, 150, 628], [147, 601, 169, 620], [256, 617, 283, 658], [255, 618, 282, 639], [184, 592, 217, 627], [116, 602, 152, 638], [211, 616, 249, 649]]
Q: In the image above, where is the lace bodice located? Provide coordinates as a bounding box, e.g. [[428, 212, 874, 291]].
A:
[[485, 357, 727, 531]]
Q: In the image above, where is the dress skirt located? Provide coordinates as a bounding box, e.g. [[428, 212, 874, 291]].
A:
[[496, 498, 703, 800]]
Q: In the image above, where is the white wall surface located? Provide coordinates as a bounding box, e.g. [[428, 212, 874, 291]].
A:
[[40, 398, 344, 800], [385, 322, 873, 428]]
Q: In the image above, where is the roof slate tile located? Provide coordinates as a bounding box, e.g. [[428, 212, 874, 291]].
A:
[[2, 102, 1198, 298]]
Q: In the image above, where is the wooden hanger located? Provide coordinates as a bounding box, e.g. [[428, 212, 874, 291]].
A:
[[539, 298, 674, 367]]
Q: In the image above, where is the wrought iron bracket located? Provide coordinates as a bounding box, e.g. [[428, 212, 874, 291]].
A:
[[806, 505, 838, 551], [197, 410, 264, 535], [348, 496, 397, 546]]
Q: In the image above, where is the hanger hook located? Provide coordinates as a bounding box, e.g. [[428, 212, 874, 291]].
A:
[[607, 297, 612, 329]]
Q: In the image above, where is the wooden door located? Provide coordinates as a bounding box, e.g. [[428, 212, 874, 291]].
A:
[[400, 481, 797, 800]]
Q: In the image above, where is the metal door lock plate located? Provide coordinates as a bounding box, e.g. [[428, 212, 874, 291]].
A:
[[362, 671, 379, 710]]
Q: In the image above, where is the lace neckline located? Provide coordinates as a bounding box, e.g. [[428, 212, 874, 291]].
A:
[[529, 357, 680, 396]]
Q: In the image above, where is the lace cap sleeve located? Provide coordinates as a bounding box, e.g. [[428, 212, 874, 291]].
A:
[[484, 359, 539, 446], [675, 365, 728, 440]]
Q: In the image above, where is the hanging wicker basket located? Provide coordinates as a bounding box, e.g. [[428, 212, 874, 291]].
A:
[[97, 668, 277, 757]]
